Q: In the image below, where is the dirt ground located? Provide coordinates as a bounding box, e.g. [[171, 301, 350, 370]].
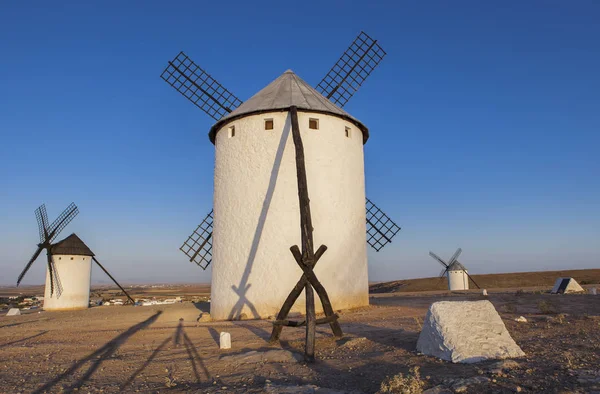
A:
[[1, 290, 599, 393], [369, 269, 600, 293]]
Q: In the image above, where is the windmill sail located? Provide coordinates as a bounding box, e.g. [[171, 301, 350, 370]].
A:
[[365, 198, 401, 252], [161, 52, 243, 120], [316, 31, 386, 108], [180, 210, 214, 270]]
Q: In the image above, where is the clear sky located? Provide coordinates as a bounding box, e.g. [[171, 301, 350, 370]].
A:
[[1, 1, 598, 285]]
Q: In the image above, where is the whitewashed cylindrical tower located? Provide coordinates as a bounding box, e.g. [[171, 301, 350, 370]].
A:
[[44, 234, 94, 311], [208, 70, 370, 320], [447, 262, 469, 291]]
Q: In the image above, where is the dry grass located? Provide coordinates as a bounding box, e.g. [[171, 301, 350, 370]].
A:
[[378, 366, 425, 394], [538, 300, 558, 314]]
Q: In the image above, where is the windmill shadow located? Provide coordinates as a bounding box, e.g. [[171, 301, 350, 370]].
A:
[[33, 311, 162, 394], [227, 114, 291, 321], [193, 301, 210, 313], [122, 320, 210, 389], [0, 330, 48, 349], [180, 326, 211, 383]]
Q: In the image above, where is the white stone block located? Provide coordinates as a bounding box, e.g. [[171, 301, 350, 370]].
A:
[[220, 332, 231, 350], [6, 308, 21, 316], [482, 289, 488, 296], [416, 300, 525, 363], [551, 277, 584, 294]]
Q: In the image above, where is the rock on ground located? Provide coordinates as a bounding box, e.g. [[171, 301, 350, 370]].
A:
[[6, 308, 21, 316], [198, 312, 212, 322], [416, 300, 525, 363]]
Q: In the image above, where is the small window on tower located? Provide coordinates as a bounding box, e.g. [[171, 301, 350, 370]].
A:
[[70, 257, 74, 260], [265, 119, 274, 130], [309, 118, 319, 130], [228, 125, 235, 138], [345, 127, 351, 138]]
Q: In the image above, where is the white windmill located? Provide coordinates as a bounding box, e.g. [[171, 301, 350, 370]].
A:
[[17, 203, 134, 310], [429, 248, 480, 291], [161, 32, 401, 322]]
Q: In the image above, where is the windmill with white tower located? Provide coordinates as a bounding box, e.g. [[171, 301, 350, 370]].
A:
[[17, 203, 134, 310], [429, 248, 481, 291], [161, 32, 401, 324]]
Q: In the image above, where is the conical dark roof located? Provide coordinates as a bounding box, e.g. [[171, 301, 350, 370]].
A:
[[208, 70, 369, 144], [50, 233, 95, 256], [448, 261, 467, 271]]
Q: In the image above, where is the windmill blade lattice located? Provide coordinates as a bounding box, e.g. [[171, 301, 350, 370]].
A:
[[161, 52, 243, 120], [35, 204, 49, 243], [47, 255, 64, 297], [47, 203, 79, 243], [316, 31, 386, 108], [366, 198, 401, 252], [448, 248, 462, 266], [180, 210, 214, 270], [429, 251, 448, 269]]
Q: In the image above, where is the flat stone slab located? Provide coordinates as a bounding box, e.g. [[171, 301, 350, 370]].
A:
[[416, 300, 525, 363], [6, 308, 21, 316], [221, 349, 303, 364]]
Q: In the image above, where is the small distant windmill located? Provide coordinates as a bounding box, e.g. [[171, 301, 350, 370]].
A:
[[17, 203, 134, 310], [429, 248, 480, 291], [17, 203, 80, 297]]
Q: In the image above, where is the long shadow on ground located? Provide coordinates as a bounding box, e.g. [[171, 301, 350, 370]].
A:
[[0, 331, 48, 349], [122, 320, 211, 390], [33, 311, 163, 394]]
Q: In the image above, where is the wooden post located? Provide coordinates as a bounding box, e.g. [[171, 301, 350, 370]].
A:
[[269, 106, 343, 359], [269, 245, 327, 342], [289, 105, 316, 361]]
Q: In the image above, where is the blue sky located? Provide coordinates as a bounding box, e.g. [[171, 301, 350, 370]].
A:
[[1, 1, 598, 285]]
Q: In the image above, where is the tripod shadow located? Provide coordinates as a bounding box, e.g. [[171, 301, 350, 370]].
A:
[[0, 319, 47, 329], [122, 320, 210, 389], [33, 311, 162, 394], [227, 114, 292, 321], [0, 331, 48, 349]]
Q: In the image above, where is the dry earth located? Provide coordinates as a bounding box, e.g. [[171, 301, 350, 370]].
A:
[[1, 288, 599, 393], [369, 269, 600, 293]]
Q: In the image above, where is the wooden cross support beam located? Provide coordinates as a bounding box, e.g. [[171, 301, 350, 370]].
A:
[[272, 314, 340, 327], [269, 106, 343, 362]]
